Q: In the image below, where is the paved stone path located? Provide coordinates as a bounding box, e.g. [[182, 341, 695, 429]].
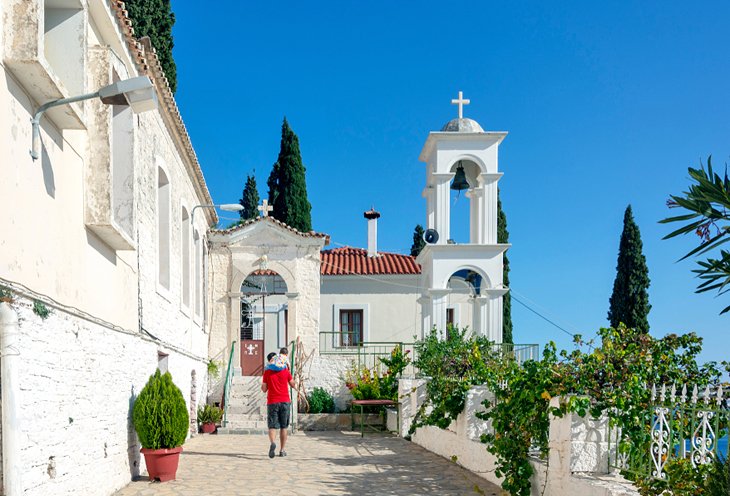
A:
[[114, 432, 504, 495]]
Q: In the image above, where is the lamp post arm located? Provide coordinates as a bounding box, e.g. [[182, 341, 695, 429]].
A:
[[190, 204, 215, 226], [30, 90, 101, 160]]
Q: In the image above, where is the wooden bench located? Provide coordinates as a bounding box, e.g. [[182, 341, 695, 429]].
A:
[[350, 399, 398, 438]]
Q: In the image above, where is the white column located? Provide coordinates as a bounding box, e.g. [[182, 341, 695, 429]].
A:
[[471, 296, 489, 337], [433, 173, 453, 244], [228, 293, 242, 374], [1, 303, 22, 496], [484, 289, 507, 343], [480, 173, 502, 245], [428, 289, 451, 339], [417, 295, 432, 339], [466, 187, 485, 244]]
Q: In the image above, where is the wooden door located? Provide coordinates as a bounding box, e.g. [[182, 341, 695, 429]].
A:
[[241, 340, 264, 376]]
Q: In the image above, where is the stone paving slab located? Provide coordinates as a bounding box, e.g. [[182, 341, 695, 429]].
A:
[[114, 431, 505, 495]]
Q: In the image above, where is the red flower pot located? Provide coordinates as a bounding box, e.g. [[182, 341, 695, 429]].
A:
[[140, 446, 183, 482], [201, 422, 216, 434]]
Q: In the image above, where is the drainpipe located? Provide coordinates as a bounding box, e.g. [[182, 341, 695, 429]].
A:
[[0, 302, 22, 496]]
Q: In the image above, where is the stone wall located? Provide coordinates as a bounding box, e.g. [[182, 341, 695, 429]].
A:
[[305, 355, 355, 411], [7, 298, 207, 496], [400, 380, 639, 496]]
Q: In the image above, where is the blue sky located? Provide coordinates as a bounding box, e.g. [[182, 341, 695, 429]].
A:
[[172, 1, 730, 364]]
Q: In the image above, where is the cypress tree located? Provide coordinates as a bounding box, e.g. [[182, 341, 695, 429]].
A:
[[497, 192, 513, 344], [267, 118, 312, 232], [239, 174, 260, 221], [608, 205, 651, 332], [125, 0, 177, 93], [410, 224, 426, 257]]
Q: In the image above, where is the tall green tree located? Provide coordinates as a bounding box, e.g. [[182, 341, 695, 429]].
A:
[[660, 157, 730, 314], [239, 174, 260, 221], [497, 192, 513, 344], [608, 205, 651, 332], [410, 224, 426, 257], [267, 118, 312, 232], [125, 0, 177, 93]]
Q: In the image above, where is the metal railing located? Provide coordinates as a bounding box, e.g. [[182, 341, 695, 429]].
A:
[[319, 332, 418, 376], [221, 340, 236, 427], [608, 383, 729, 480], [489, 343, 540, 364], [319, 332, 540, 375]]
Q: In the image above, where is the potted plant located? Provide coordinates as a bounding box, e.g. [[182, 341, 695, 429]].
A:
[[132, 369, 189, 482], [0, 286, 14, 304], [197, 404, 223, 433]]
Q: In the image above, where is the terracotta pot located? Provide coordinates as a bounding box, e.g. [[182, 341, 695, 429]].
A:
[[201, 422, 216, 434], [140, 446, 183, 482]]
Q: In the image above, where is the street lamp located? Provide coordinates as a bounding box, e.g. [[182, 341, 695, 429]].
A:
[[30, 76, 157, 160], [190, 203, 243, 225]]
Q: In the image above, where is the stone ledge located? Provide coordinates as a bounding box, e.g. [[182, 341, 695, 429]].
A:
[[298, 413, 383, 431]]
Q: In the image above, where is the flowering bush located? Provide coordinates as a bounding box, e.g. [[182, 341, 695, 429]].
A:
[[344, 344, 412, 402]]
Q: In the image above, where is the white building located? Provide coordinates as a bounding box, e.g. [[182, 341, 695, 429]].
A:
[[0, 0, 511, 486], [210, 98, 510, 409], [0, 1, 214, 494]]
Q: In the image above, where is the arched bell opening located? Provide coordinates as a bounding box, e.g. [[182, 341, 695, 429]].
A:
[[449, 159, 481, 244], [444, 268, 483, 333], [239, 270, 289, 375]]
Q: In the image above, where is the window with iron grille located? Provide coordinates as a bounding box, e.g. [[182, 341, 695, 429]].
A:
[[339, 309, 363, 347]]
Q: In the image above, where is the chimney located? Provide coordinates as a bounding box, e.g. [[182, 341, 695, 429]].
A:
[[363, 207, 381, 257]]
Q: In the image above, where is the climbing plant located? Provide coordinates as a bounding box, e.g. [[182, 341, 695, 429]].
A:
[[410, 324, 726, 496]]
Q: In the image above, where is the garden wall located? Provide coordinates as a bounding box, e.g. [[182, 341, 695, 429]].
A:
[[399, 379, 639, 496]]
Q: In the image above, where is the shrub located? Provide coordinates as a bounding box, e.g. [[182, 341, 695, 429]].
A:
[[197, 404, 223, 424], [133, 369, 189, 449], [307, 387, 335, 414]]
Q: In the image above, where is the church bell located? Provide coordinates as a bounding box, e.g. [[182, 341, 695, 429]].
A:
[[450, 163, 470, 191]]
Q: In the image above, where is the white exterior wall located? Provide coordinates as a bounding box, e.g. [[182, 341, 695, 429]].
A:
[[320, 275, 422, 343], [208, 222, 325, 373], [0, 0, 214, 494]]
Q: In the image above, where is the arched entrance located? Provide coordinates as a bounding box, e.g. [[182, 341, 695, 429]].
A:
[[239, 270, 288, 375]]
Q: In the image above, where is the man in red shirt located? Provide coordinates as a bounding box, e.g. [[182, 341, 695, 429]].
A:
[[261, 351, 295, 458]]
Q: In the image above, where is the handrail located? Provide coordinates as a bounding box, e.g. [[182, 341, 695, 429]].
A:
[[289, 339, 296, 433], [221, 340, 236, 427]]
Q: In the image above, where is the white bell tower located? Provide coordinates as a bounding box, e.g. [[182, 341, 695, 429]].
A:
[[416, 92, 510, 341]]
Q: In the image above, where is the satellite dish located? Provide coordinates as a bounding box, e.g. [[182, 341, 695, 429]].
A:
[[423, 229, 439, 244]]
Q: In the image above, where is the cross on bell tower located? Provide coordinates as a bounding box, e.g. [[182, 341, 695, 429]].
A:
[[451, 91, 470, 119]]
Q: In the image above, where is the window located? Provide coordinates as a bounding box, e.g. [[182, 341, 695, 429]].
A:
[[339, 310, 363, 347], [446, 308, 455, 326], [157, 352, 169, 374], [44, 0, 85, 95], [194, 230, 201, 317], [181, 207, 190, 308], [111, 74, 134, 240], [157, 167, 171, 289]]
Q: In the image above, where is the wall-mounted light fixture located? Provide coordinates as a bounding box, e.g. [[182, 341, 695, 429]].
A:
[[30, 76, 157, 160]]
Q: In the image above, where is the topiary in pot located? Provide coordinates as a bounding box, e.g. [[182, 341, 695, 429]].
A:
[[133, 369, 189, 482]]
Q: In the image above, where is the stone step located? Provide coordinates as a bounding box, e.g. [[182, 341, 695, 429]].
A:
[[225, 404, 267, 415], [224, 414, 268, 430], [217, 427, 270, 435]]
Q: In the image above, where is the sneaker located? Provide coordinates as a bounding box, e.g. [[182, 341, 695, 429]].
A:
[[268, 443, 276, 459], [279, 450, 287, 457]]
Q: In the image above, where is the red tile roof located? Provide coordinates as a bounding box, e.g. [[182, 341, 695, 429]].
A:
[[320, 247, 421, 276]]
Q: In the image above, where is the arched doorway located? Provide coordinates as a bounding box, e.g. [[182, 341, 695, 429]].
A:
[[240, 270, 288, 375], [444, 269, 482, 332]]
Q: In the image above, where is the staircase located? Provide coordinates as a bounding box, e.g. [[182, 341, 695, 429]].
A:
[[218, 376, 269, 434]]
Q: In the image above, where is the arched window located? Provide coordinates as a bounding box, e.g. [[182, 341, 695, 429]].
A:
[[181, 206, 190, 307], [157, 168, 171, 289]]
